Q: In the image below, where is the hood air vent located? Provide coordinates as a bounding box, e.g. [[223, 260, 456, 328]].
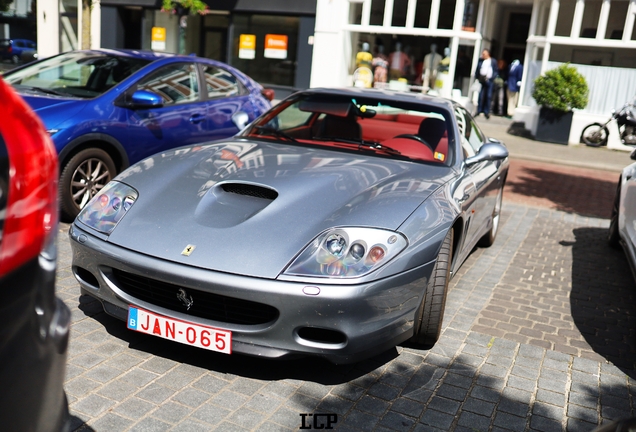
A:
[[221, 183, 278, 200]]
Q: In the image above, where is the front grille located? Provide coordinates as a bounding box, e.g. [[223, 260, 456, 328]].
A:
[[221, 183, 278, 200], [112, 269, 279, 325]]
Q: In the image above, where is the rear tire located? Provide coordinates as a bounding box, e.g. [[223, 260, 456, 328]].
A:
[[581, 123, 609, 147], [60, 148, 116, 221], [608, 179, 621, 249], [478, 187, 503, 247], [410, 229, 453, 347]]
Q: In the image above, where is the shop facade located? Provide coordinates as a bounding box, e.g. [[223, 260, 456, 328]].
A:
[[36, 0, 315, 97], [311, 0, 636, 146]]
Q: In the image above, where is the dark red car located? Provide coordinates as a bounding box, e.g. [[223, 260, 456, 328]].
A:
[[0, 78, 70, 431]]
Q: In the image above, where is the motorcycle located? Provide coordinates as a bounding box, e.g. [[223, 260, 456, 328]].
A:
[[581, 100, 636, 147]]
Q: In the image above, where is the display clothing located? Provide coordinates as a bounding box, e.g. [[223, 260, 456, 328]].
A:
[[372, 53, 389, 83], [421, 52, 442, 91], [389, 50, 410, 80], [475, 57, 498, 117], [356, 51, 373, 69], [507, 60, 523, 116]]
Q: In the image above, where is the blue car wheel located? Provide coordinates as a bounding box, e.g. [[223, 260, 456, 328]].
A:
[[60, 148, 116, 220]]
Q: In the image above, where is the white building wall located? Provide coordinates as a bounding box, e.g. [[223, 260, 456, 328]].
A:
[[37, 0, 60, 58], [310, 0, 351, 88]]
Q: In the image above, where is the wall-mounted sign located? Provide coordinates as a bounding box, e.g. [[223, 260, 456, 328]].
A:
[[239, 34, 256, 59], [151, 27, 166, 51], [264, 34, 288, 59]]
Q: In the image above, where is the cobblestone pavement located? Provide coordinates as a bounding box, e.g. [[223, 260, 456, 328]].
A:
[[57, 161, 635, 431]]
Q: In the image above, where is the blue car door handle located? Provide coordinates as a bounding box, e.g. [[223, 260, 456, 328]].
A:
[[189, 113, 204, 124]]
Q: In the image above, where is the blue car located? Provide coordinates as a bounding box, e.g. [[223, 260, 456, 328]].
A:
[[3, 49, 272, 219], [0, 38, 36, 63]]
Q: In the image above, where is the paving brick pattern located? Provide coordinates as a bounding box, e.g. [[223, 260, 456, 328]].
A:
[[55, 164, 636, 431]]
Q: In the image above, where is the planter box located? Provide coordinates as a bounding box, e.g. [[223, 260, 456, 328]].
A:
[[535, 107, 573, 145]]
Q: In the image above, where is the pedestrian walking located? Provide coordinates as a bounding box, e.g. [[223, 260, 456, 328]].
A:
[[475, 49, 498, 119]]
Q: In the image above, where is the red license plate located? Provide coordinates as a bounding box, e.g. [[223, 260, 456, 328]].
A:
[[127, 306, 231, 354]]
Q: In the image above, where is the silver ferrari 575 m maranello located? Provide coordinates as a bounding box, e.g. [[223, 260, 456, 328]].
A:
[[70, 88, 509, 364]]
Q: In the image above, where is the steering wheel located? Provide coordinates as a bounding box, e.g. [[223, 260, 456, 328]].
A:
[[393, 134, 434, 151]]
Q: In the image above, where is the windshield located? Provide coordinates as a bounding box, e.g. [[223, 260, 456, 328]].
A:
[[5, 52, 151, 98], [243, 93, 454, 165]]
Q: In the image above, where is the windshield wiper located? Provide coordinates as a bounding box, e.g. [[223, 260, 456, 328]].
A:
[[253, 126, 298, 142], [22, 86, 70, 97], [313, 137, 402, 156]]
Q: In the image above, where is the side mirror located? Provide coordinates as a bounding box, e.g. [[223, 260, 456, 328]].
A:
[[232, 111, 250, 130], [465, 142, 509, 166], [130, 90, 163, 109], [261, 88, 275, 102]]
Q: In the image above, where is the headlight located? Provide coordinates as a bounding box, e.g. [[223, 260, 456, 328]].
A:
[[284, 227, 407, 278], [76, 181, 138, 235]]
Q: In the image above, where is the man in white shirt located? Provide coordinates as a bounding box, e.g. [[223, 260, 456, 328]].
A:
[[474, 49, 499, 119]]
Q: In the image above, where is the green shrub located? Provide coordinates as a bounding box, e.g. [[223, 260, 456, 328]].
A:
[[532, 64, 589, 112]]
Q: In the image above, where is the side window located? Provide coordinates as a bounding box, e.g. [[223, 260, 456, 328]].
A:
[[455, 106, 484, 156], [201, 65, 243, 99], [137, 63, 200, 106]]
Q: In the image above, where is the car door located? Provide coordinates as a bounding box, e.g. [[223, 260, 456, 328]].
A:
[[123, 62, 209, 164], [199, 63, 255, 140], [455, 107, 502, 247]]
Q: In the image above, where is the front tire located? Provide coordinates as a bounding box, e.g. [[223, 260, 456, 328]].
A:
[[410, 229, 453, 347], [581, 123, 609, 147], [60, 148, 116, 221], [608, 179, 621, 248]]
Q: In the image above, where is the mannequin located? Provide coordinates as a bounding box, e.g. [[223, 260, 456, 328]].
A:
[[354, 42, 373, 88], [422, 43, 443, 92], [372, 45, 389, 84], [389, 42, 410, 81], [356, 42, 373, 69], [507, 59, 523, 117], [434, 47, 451, 92]]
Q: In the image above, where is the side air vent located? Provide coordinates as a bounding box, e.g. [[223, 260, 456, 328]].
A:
[[221, 183, 278, 200]]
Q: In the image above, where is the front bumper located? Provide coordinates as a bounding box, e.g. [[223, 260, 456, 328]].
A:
[[70, 223, 435, 364]]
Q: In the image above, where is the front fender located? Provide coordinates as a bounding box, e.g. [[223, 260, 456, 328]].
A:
[[57, 133, 130, 172]]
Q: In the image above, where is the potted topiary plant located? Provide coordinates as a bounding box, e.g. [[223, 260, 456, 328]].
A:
[[532, 63, 589, 145]]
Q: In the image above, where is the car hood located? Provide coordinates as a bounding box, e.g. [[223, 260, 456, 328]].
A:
[[105, 140, 452, 279], [19, 95, 87, 129]]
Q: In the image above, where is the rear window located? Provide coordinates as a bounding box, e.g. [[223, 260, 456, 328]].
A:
[[0, 40, 10, 48]]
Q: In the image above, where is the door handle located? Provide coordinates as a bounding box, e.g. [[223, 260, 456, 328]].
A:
[[457, 193, 470, 204], [189, 113, 204, 124]]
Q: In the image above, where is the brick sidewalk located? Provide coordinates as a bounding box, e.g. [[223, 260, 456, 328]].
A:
[[504, 159, 618, 219]]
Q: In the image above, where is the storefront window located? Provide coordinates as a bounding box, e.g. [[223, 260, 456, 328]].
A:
[[414, 0, 432, 28], [392, 0, 408, 27], [60, 0, 78, 52], [352, 33, 451, 90], [370, 0, 386, 26], [535, 1, 550, 36], [605, 0, 629, 39], [455, 44, 474, 95], [462, 0, 478, 32], [554, 0, 575, 37], [437, 0, 456, 30], [580, 0, 602, 38], [230, 14, 299, 87], [350, 3, 363, 25]]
